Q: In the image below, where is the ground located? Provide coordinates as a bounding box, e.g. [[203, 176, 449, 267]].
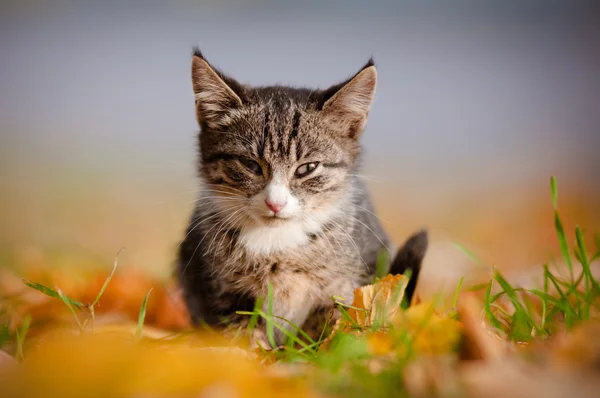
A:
[[1, 177, 599, 397]]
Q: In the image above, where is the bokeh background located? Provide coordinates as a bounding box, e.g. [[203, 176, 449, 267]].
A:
[[1, 0, 599, 282]]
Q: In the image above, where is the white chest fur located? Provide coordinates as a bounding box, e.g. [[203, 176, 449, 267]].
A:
[[238, 222, 315, 255]]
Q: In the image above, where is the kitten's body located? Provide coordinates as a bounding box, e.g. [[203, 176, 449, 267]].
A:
[[179, 177, 388, 327], [177, 50, 425, 344]]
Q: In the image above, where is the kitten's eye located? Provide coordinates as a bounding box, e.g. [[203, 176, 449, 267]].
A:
[[295, 162, 319, 178], [239, 158, 262, 175]]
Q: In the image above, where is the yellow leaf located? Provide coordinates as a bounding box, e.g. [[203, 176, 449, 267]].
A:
[[0, 333, 317, 398], [366, 331, 395, 356], [347, 274, 407, 327], [393, 302, 463, 356]]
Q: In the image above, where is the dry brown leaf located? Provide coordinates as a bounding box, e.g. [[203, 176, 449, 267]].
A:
[[347, 274, 407, 327], [320, 275, 408, 349], [457, 292, 506, 361], [547, 320, 600, 372], [1, 266, 190, 338], [0, 350, 15, 368], [403, 356, 461, 398], [460, 359, 600, 398]]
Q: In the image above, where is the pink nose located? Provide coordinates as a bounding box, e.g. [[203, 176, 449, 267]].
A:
[[265, 199, 286, 213]]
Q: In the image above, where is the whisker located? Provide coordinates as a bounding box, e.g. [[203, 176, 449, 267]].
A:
[[179, 205, 246, 277], [212, 211, 249, 277], [205, 207, 246, 256], [201, 184, 248, 195], [351, 203, 390, 225], [326, 218, 369, 278], [193, 189, 245, 198], [347, 173, 384, 182], [303, 214, 343, 276], [190, 196, 244, 205], [346, 214, 390, 252]]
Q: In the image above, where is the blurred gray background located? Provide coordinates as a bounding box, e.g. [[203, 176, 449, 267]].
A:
[[1, 1, 599, 275]]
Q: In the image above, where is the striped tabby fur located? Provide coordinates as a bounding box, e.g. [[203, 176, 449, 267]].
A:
[[177, 49, 427, 345]]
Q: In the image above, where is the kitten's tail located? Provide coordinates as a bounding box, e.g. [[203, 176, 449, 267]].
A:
[[389, 229, 428, 305]]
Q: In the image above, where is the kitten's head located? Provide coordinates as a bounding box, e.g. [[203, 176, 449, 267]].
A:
[[191, 49, 376, 247]]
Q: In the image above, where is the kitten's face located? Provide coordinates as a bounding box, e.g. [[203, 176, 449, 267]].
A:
[[191, 50, 376, 250], [199, 100, 356, 230]]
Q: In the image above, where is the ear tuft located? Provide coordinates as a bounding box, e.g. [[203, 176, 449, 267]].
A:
[[192, 46, 204, 58], [320, 60, 377, 139], [363, 57, 375, 69], [191, 49, 244, 129]]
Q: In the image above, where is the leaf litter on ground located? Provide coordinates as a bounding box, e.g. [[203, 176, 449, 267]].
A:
[[1, 176, 600, 397]]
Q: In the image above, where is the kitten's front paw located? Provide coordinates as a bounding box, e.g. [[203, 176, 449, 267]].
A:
[[248, 327, 287, 351], [249, 327, 273, 350]]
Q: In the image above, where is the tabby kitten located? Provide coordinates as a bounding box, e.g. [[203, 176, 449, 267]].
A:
[[177, 49, 427, 345]]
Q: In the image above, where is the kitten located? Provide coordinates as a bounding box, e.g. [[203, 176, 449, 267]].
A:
[[177, 49, 427, 345]]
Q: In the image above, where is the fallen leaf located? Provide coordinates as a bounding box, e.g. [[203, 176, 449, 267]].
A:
[[393, 302, 463, 357], [457, 292, 506, 361], [403, 356, 461, 398], [347, 274, 407, 327], [0, 350, 15, 368], [0, 332, 317, 398], [547, 320, 600, 372]]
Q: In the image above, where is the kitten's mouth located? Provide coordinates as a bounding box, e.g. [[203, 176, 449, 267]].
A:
[[260, 215, 290, 225]]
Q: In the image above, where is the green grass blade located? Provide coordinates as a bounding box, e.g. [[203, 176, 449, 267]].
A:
[[317, 309, 334, 344], [489, 290, 507, 303], [554, 211, 573, 281], [135, 288, 153, 341], [489, 303, 512, 317], [337, 304, 359, 328], [297, 339, 324, 354], [236, 311, 255, 316], [23, 280, 85, 308], [592, 234, 600, 262], [92, 247, 124, 307], [452, 243, 488, 270], [550, 176, 558, 209], [332, 297, 368, 313], [265, 283, 276, 348], [543, 268, 577, 328], [452, 277, 464, 309], [247, 296, 264, 333], [465, 282, 489, 292], [484, 279, 502, 329], [374, 247, 390, 280], [529, 290, 571, 313], [56, 287, 83, 331], [399, 269, 411, 310], [543, 266, 568, 302], [576, 226, 599, 289], [551, 177, 574, 281], [258, 312, 316, 355], [272, 315, 316, 346], [541, 267, 550, 330], [15, 314, 31, 361], [494, 271, 539, 339]]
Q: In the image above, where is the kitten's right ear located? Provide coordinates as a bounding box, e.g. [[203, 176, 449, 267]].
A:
[[191, 48, 244, 128]]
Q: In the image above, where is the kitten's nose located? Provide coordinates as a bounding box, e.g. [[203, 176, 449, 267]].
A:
[[265, 199, 287, 214]]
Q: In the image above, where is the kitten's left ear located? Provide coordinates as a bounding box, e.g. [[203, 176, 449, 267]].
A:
[[319, 59, 377, 139]]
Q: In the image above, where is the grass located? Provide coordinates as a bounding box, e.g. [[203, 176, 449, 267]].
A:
[[2, 176, 599, 397], [14, 314, 30, 361], [135, 288, 153, 341], [17, 247, 155, 342], [481, 177, 600, 342]]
